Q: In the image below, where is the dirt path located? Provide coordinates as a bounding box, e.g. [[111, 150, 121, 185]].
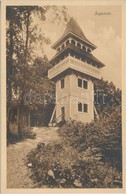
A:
[[7, 127, 59, 188]]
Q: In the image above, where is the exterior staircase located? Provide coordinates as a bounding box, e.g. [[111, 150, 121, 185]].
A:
[[49, 106, 66, 127]]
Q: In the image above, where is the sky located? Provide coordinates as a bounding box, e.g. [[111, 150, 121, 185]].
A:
[[35, 5, 122, 89]]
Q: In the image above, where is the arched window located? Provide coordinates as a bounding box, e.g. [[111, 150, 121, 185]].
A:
[[57, 47, 60, 52], [82, 45, 86, 51], [61, 44, 65, 49], [87, 48, 91, 52], [77, 42, 81, 48], [71, 39, 76, 45], [66, 40, 70, 45]]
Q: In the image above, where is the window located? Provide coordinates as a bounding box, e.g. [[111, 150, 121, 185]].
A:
[[84, 103, 88, 113], [78, 78, 88, 89], [71, 39, 76, 45], [57, 47, 60, 52], [61, 79, 64, 89], [78, 102, 82, 112], [82, 45, 86, 50], [78, 103, 88, 113], [66, 40, 70, 45], [87, 48, 91, 52], [83, 80, 88, 89], [77, 42, 81, 48], [61, 44, 65, 49], [61, 107, 65, 121], [78, 78, 82, 87]]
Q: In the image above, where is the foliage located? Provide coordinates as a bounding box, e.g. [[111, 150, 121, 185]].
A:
[[27, 142, 122, 188], [27, 79, 122, 188], [58, 106, 121, 151], [6, 6, 69, 137], [94, 79, 121, 117], [58, 106, 122, 170]]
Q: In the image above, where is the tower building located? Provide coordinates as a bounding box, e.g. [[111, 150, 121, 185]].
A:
[[48, 18, 105, 124]]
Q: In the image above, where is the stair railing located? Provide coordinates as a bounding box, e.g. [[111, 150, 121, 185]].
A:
[[51, 114, 66, 126]]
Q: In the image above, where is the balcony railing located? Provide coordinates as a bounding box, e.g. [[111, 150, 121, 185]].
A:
[[48, 56, 101, 80]]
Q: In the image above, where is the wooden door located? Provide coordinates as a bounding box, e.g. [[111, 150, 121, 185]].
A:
[[61, 107, 65, 121]]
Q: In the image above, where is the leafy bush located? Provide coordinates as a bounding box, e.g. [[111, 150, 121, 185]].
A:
[[27, 142, 122, 188], [27, 142, 80, 188], [27, 79, 122, 188], [58, 106, 121, 150]]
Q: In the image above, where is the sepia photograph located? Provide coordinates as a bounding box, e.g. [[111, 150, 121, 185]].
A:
[[0, 0, 126, 192]]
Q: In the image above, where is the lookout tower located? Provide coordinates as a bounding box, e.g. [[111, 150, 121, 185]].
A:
[[48, 18, 105, 124]]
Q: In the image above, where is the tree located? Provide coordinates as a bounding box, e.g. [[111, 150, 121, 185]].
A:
[[6, 6, 69, 138], [94, 79, 121, 118]]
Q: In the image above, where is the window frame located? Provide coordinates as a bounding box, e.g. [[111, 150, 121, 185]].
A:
[[71, 39, 76, 45], [77, 42, 81, 48], [83, 80, 88, 89], [61, 78, 65, 89], [78, 78, 82, 88], [84, 103, 88, 113], [78, 102, 82, 112], [77, 77, 88, 90]]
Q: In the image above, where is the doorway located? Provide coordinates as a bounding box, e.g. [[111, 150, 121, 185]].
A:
[[61, 107, 65, 121]]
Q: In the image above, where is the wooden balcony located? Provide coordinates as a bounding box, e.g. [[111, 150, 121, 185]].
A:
[[48, 56, 101, 80]]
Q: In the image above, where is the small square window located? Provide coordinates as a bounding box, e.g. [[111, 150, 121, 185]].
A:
[[83, 80, 88, 89], [78, 78, 82, 87], [84, 103, 88, 113], [78, 102, 82, 112], [61, 79, 64, 89]]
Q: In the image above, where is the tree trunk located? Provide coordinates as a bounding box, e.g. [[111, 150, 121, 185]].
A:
[[25, 11, 30, 60], [28, 112, 31, 127], [17, 106, 24, 138], [7, 20, 14, 138], [17, 12, 31, 138], [7, 108, 12, 138]]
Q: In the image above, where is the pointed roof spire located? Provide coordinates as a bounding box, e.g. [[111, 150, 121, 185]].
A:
[[52, 17, 96, 50], [63, 17, 95, 47], [64, 17, 86, 40]]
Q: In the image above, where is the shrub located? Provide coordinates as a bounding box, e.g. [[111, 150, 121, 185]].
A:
[[27, 80, 122, 188], [27, 142, 122, 188], [58, 106, 122, 171], [58, 106, 121, 151], [27, 142, 80, 188]]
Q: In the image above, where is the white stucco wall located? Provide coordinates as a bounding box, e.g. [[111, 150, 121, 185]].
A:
[[69, 74, 94, 123], [55, 73, 94, 123], [55, 74, 71, 121]]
